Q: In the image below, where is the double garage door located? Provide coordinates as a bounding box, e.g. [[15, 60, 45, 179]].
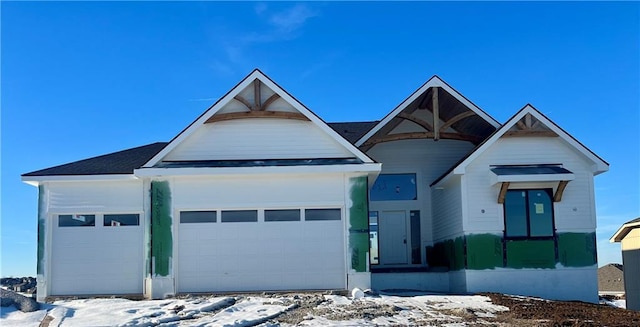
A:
[[50, 214, 143, 296], [177, 208, 346, 293]]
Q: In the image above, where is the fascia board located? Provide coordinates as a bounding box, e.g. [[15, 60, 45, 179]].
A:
[[134, 163, 382, 177], [21, 174, 138, 185]]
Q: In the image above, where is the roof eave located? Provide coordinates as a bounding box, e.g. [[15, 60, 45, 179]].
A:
[[21, 174, 139, 186], [610, 221, 640, 243]]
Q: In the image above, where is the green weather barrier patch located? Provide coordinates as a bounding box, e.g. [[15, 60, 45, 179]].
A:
[[466, 234, 503, 270], [349, 176, 369, 272], [37, 185, 46, 275], [506, 239, 555, 269], [557, 232, 597, 267], [151, 181, 173, 277]]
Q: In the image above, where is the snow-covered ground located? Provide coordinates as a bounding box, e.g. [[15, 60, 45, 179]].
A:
[[1, 291, 510, 327], [600, 298, 626, 309]]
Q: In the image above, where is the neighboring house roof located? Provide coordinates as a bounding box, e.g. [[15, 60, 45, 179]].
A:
[[141, 69, 374, 168], [431, 104, 610, 187], [610, 217, 640, 242], [598, 263, 625, 293], [328, 121, 379, 144], [355, 75, 500, 148], [22, 142, 168, 177]]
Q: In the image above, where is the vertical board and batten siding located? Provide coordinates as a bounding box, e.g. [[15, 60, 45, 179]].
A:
[[431, 175, 464, 243], [172, 174, 348, 293], [367, 139, 475, 257], [622, 228, 640, 310], [47, 180, 144, 213], [47, 180, 144, 296], [163, 119, 353, 161], [463, 137, 596, 233]]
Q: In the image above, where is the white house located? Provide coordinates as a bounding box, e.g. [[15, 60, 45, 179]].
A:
[[23, 70, 608, 303]]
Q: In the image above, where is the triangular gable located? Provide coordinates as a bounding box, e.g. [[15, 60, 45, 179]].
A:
[[143, 69, 373, 167], [355, 75, 500, 149], [433, 104, 608, 185]]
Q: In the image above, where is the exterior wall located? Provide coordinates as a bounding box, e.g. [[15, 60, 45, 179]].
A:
[[163, 119, 353, 161], [459, 136, 599, 302], [367, 139, 475, 266], [622, 228, 640, 310], [431, 175, 463, 242], [371, 272, 449, 292], [47, 180, 144, 214]]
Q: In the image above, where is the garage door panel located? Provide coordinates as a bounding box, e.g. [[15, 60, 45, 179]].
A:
[[178, 218, 345, 293]]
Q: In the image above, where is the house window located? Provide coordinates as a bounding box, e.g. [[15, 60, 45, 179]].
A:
[[305, 209, 341, 221], [180, 211, 217, 223], [369, 211, 379, 265], [58, 214, 95, 227], [104, 214, 140, 226], [370, 173, 417, 201], [504, 189, 554, 238], [410, 210, 421, 264], [265, 209, 300, 222], [221, 210, 258, 223]]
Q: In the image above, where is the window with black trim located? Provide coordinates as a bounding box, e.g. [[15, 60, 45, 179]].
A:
[[265, 209, 300, 222], [504, 189, 554, 238], [305, 209, 341, 221], [104, 214, 140, 226], [180, 211, 216, 223], [370, 173, 417, 201], [59, 214, 95, 227], [221, 210, 257, 223]]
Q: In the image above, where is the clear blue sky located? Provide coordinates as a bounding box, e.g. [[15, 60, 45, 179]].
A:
[[2, 2, 638, 277]]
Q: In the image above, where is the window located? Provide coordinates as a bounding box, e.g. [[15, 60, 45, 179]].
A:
[[104, 214, 139, 226], [369, 211, 379, 265], [370, 174, 417, 201], [410, 211, 421, 264], [305, 209, 341, 221], [504, 189, 554, 238], [221, 210, 257, 223], [180, 211, 216, 223], [58, 214, 95, 227], [265, 209, 300, 222]]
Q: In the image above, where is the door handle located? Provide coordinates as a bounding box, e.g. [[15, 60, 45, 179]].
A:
[[403, 239, 407, 244]]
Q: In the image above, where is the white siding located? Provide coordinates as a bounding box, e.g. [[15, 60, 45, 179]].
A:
[[463, 137, 596, 233], [48, 180, 143, 213], [431, 175, 463, 242], [368, 139, 475, 246], [163, 119, 353, 161]]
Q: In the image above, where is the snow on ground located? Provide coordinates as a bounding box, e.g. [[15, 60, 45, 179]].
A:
[[0, 292, 510, 327], [601, 298, 627, 309]]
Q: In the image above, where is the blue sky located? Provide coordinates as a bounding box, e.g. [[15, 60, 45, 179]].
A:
[[2, 2, 638, 277]]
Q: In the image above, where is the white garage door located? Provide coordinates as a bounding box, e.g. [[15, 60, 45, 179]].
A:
[[50, 214, 143, 296], [177, 209, 346, 293]]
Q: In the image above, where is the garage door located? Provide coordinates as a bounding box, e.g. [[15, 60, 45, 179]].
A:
[[50, 214, 143, 295], [177, 208, 346, 293]]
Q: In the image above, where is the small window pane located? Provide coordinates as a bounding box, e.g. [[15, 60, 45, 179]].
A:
[[104, 214, 139, 226], [59, 214, 95, 227], [265, 209, 300, 222], [528, 190, 554, 237], [180, 211, 217, 223], [305, 209, 341, 221], [221, 210, 257, 223], [369, 211, 379, 265], [410, 211, 421, 264], [505, 191, 527, 237], [370, 174, 417, 201]]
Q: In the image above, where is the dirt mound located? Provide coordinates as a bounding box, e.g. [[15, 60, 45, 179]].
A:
[[483, 293, 640, 327]]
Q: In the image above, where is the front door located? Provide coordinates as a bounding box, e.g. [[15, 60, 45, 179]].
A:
[[379, 211, 408, 265]]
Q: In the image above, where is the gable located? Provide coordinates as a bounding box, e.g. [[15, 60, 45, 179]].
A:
[[144, 70, 372, 167]]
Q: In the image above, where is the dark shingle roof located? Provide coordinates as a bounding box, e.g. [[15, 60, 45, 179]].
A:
[[22, 142, 168, 177], [598, 263, 625, 293], [328, 121, 378, 144]]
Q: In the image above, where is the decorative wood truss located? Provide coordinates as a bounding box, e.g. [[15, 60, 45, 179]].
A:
[[206, 79, 309, 123], [503, 113, 558, 137], [361, 87, 484, 150]]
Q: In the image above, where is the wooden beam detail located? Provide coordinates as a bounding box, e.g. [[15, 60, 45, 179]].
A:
[[525, 113, 532, 128], [261, 94, 281, 111], [554, 180, 569, 202], [440, 111, 475, 132], [362, 131, 484, 146], [205, 111, 309, 123], [254, 79, 261, 110], [516, 121, 528, 130], [397, 113, 433, 132], [432, 87, 439, 141], [233, 95, 253, 111], [503, 130, 558, 137], [497, 182, 510, 204]]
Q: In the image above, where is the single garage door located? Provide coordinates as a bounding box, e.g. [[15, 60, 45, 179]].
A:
[[177, 208, 346, 293], [50, 214, 143, 296]]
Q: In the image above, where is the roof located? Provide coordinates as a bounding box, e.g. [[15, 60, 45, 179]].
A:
[[22, 142, 168, 177], [328, 121, 378, 143], [598, 264, 625, 293], [431, 104, 609, 187], [610, 217, 640, 242], [20, 122, 374, 177]]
